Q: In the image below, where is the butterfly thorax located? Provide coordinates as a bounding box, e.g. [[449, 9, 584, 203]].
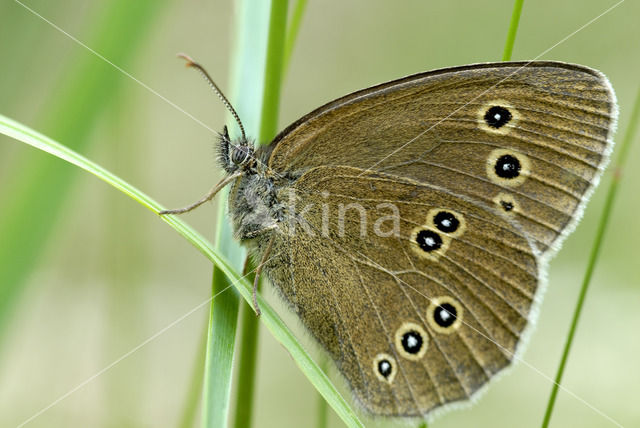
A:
[[228, 170, 287, 241], [219, 128, 289, 241]]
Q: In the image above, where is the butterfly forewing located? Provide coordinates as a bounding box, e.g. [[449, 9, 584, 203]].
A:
[[267, 62, 616, 254]]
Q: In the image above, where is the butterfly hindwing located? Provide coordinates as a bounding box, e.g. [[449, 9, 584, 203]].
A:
[[263, 165, 538, 415]]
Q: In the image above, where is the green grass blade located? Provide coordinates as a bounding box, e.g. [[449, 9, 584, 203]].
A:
[[201, 180, 246, 428], [259, 0, 289, 144], [541, 87, 640, 428], [0, 112, 363, 427], [201, 264, 240, 428], [229, 0, 362, 425], [202, 174, 248, 428], [201, 0, 271, 426], [0, 0, 169, 340], [283, 0, 308, 74], [201, 167, 245, 427], [232, 2, 290, 426], [232, 270, 259, 428], [316, 357, 329, 428], [502, 0, 524, 61]]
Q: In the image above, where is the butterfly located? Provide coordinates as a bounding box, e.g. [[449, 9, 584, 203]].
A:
[[162, 57, 617, 417]]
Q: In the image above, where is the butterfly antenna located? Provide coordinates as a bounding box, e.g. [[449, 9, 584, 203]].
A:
[[177, 53, 247, 141]]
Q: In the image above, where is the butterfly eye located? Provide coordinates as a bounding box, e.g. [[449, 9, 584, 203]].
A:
[[427, 297, 463, 334], [373, 353, 397, 383], [231, 145, 251, 166], [395, 322, 428, 360], [484, 105, 512, 128]]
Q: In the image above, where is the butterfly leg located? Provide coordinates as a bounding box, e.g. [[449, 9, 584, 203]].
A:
[[159, 171, 242, 215], [251, 232, 276, 316]]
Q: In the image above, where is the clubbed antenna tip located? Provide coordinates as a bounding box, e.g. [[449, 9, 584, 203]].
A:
[[177, 53, 247, 141]]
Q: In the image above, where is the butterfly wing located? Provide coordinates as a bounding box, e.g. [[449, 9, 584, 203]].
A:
[[264, 165, 538, 415], [267, 61, 617, 254], [258, 61, 615, 416]]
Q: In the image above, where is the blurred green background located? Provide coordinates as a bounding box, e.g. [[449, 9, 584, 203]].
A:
[[0, 0, 638, 427]]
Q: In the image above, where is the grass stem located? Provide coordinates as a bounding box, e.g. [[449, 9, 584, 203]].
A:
[[232, 260, 259, 428], [283, 0, 308, 75], [231, 1, 290, 427], [259, 0, 289, 144], [541, 87, 640, 428], [502, 0, 524, 61]]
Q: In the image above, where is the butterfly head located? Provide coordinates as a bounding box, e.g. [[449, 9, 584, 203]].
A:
[[218, 125, 257, 174]]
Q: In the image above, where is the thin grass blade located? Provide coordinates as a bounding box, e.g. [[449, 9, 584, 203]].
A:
[[541, 87, 640, 428], [502, 0, 524, 61], [232, 1, 290, 426]]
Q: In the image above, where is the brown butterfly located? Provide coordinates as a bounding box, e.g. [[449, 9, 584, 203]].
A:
[[162, 57, 616, 417]]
